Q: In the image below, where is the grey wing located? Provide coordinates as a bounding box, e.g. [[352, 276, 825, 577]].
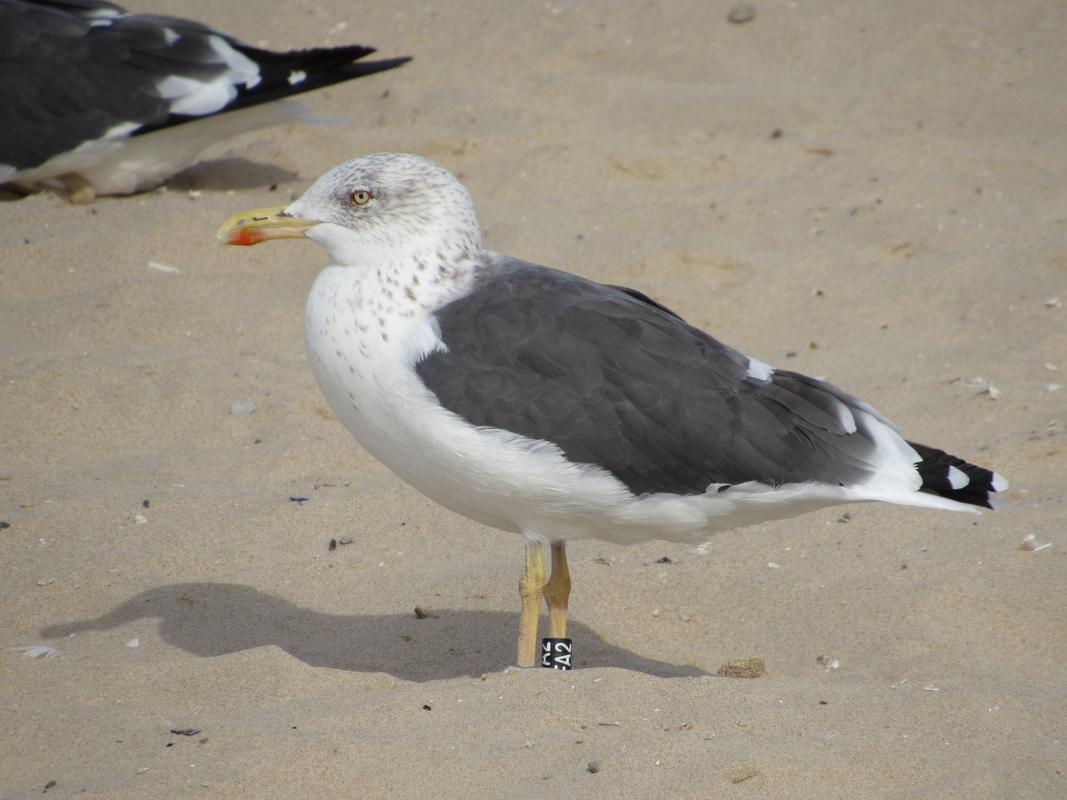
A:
[[416, 258, 899, 497], [0, 0, 161, 171], [0, 0, 408, 173]]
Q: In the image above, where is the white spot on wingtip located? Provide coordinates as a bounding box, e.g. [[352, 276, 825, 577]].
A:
[[288, 70, 307, 86], [835, 403, 857, 434], [163, 27, 180, 46], [947, 465, 970, 489], [746, 356, 773, 382], [991, 472, 1009, 492]]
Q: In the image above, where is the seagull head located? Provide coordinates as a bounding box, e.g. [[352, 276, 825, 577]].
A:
[[216, 153, 481, 266]]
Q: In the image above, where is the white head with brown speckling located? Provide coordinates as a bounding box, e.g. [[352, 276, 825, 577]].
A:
[[216, 153, 481, 268]]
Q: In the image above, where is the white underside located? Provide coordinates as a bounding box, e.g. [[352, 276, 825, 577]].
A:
[[5, 101, 307, 196], [305, 264, 980, 547]]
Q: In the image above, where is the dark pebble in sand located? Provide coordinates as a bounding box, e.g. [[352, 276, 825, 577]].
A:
[[727, 3, 756, 24]]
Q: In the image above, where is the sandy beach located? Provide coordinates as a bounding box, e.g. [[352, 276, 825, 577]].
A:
[[2, 1, 1065, 797]]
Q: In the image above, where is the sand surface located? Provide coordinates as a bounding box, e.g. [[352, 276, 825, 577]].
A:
[[2, 1, 1065, 797]]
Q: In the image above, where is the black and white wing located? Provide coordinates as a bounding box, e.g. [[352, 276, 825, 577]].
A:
[[0, 0, 409, 195], [416, 257, 1005, 508]]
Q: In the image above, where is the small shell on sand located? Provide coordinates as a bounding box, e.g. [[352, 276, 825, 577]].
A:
[[13, 645, 61, 659], [230, 400, 256, 416]]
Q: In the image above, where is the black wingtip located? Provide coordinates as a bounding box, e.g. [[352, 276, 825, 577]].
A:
[[332, 55, 413, 80], [229, 46, 410, 106], [909, 441, 1007, 510], [238, 42, 412, 73], [154, 45, 412, 127]]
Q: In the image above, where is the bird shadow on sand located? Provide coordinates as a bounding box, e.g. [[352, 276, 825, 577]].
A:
[[41, 582, 708, 682], [0, 185, 33, 202], [166, 157, 300, 192]]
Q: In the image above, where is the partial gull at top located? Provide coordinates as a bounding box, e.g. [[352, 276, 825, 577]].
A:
[[0, 0, 410, 202]]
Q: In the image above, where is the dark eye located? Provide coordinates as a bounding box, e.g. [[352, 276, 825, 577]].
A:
[[349, 189, 373, 206]]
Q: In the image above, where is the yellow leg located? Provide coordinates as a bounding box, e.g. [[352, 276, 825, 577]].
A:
[[516, 540, 544, 667], [543, 541, 571, 639], [61, 173, 96, 205]]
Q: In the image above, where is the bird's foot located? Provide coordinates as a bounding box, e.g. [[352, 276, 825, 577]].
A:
[[61, 173, 96, 205]]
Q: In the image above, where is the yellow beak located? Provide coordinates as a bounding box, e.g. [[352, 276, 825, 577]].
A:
[[215, 206, 321, 246]]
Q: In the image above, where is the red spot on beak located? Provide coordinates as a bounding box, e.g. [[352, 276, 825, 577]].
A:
[[228, 227, 263, 246]]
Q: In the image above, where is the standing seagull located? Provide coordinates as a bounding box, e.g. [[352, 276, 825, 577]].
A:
[[0, 0, 409, 202], [217, 153, 1007, 668]]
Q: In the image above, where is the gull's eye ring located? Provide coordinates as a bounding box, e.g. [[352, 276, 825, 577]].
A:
[[349, 189, 373, 206]]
